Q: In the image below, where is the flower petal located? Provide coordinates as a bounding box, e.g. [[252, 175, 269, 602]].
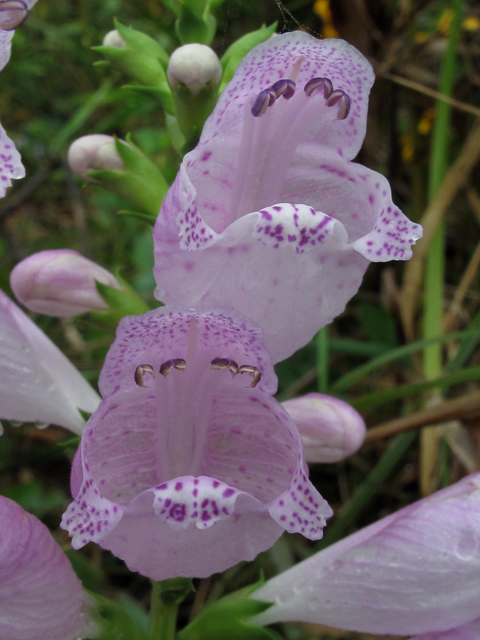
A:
[[252, 474, 480, 634], [0, 496, 90, 640], [155, 181, 369, 362], [411, 619, 480, 640], [202, 32, 374, 163], [0, 290, 100, 434], [0, 123, 25, 198], [99, 305, 277, 396], [0, 30, 14, 72]]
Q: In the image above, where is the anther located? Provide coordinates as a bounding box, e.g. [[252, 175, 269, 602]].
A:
[[237, 365, 261, 388], [228, 360, 239, 376], [160, 359, 186, 377], [336, 93, 351, 120], [0, 0, 28, 31], [134, 364, 155, 387], [211, 357, 230, 370], [251, 89, 275, 117], [304, 77, 333, 99], [270, 79, 296, 100], [325, 89, 346, 107]]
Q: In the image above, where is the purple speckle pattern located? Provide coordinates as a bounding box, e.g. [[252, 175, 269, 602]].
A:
[[152, 475, 241, 530], [200, 32, 374, 161], [0, 124, 25, 198], [176, 199, 218, 251], [61, 445, 124, 550], [99, 305, 277, 397], [268, 455, 333, 539], [254, 203, 341, 254]]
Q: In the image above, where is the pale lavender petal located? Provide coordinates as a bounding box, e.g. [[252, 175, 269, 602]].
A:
[[63, 367, 331, 578], [0, 30, 14, 71], [0, 496, 90, 640], [412, 619, 480, 640], [99, 305, 277, 396], [155, 184, 368, 362], [0, 123, 25, 198], [252, 474, 480, 635], [282, 393, 366, 463], [0, 290, 100, 434]]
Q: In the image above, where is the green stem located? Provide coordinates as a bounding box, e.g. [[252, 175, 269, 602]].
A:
[[316, 326, 329, 393], [147, 581, 179, 640]]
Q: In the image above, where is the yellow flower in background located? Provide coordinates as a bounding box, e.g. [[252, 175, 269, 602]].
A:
[[313, 0, 339, 38], [463, 16, 480, 31], [414, 31, 429, 43], [437, 9, 454, 35], [401, 132, 415, 164], [418, 108, 435, 136]]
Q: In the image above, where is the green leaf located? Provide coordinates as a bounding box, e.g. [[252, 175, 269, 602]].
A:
[[179, 576, 282, 640], [219, 23, 277, 92], [175, 6, 210, 44], [117, 210, 157, 225], [95, 278, 150, 318]]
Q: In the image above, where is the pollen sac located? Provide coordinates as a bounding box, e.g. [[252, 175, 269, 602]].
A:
[[210, 357, 230, 371], [270, 79, 296, 100], [134, 364, 155, 388], [238, 365, 261, 388], [160, 359, 186, 377], [0, 0, 28, 31], [326, 89, 351, 120], [251, 89, 275, 117], [228, 360, 239, 376], [304, 77, 333, 99]]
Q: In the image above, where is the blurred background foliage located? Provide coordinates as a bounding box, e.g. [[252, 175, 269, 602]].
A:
[[1, 0, 480, 638]]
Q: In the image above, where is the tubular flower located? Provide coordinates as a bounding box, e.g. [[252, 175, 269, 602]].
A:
[[153, 32, 422, 362], [62, 306, 332, 580], [251, 474, 480, 635], [0, 496, 91, 640], [0, 289, 100, 434]]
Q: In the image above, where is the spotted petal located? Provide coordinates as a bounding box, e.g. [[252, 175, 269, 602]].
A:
[[0, 123, 24, 198]]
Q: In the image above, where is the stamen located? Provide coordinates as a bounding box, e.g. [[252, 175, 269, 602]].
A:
[[237, 365, 261, 388], [336, 93, 351, 120], [270, 79, 296, 100], [304, 77, 333, 99], [210, 357, 230, 370], [134, 364, 155, 387], [228, 360, 239, 376], [251, 89, 276, 117], [160, 359, 186, 377], [0, 0, 28, 31]]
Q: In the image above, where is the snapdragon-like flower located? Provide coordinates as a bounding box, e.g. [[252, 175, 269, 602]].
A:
[[251, 474, 480, 635], [62, 306, 332, 580], [0, 289, 100, 434], [153, 32, 422, 362], [11, 249, 121, 317], [0, 496, 91, 640]]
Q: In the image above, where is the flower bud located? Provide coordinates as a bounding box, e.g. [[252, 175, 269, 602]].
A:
[[67, 134, 124, 181], [10, 249, 121, 317], [167, 44, 222, 96], [102, 29, 126, 48], [282, 393, 366, 463]]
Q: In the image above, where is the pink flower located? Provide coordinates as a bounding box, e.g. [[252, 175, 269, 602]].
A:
[[11, 249, 121, 317], [282, 393, 366, 463], [251, 474, 480, 636], [0, 495, 91, 640], [62, 306, 332, 580], [0, 289, 100, 434], [153, 32, 422, 362]]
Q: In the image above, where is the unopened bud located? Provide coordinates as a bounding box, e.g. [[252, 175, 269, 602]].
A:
[[102, 29, 126, 48], [167, 44, 222, 96], [0, 0, 28, 31], [10, 249, 121, 317], [282, 393, 366, 463], [67, 134, 124, 182]]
